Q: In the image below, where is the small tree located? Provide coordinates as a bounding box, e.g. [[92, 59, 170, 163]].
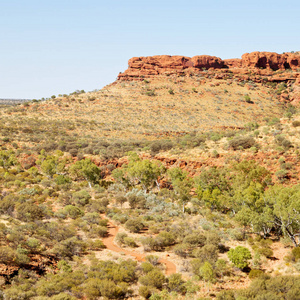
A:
[[228, 246, 252, 269], [199, 261, 216, 292], [168, 167, 192, 212], [69, 159, 101, 188]]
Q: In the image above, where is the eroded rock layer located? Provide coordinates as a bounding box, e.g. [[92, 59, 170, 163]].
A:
[[118, 51, 300, 80]]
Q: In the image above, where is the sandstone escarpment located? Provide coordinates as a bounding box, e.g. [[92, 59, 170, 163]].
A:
[[118, 51, 300, 81]]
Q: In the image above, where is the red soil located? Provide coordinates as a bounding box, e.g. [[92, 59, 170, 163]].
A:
[[102, 220, 176, 275]]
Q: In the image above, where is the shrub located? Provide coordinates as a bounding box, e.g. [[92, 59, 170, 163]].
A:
[[156, 231, 175, 247], [124, 219, 144, 233], [167, 273, 186, 294], [88, 239, 106, 250], [16, 202, 44, 221], [99, 279, 124, 299], [141, 237, 159, 251], [55, 175, 71, 185], [199, 261, 216, 283], [72, 190, 91, 206], [128, 194, 146, 209], [275, 169, 288, 182], [228, 246, 252, 269], [206, 232, 221, 247], [141, 262, 154, 273], [90, 225, 108, 237], [217, 290, 235, 300], [292, 120, 300, 127], [268, 117, 280, 126], [193, 244, 219, 264], [116, 232, 128, 245], [145, 90, 156, 96], [244, 94, 253, 103], [257, 247, 273, 258], [139, 286, 151, 299], [183, 233, 206, 247], [173, 243, 190, 258], [229, 136, 256, 150], [0, 246, 16, 263], [123, 237, 137, 248], [249, 269, 264, 279], [115, 195, 127, 207], [145, 255, 160, 266], [139, 269, 165, 289], [291, 247, 300, 262], [63, 205, 84, 219], [275, 135, 292, 149], [150, 140, 173, 155]]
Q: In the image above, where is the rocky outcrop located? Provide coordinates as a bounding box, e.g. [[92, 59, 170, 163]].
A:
[[118, 51, 300, 80], [223, 58, 242, 68], [118, 55, 226, 80], [241, 52, 300, 70]]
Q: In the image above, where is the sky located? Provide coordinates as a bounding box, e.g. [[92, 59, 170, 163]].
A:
[[0, 0, 299, 99]]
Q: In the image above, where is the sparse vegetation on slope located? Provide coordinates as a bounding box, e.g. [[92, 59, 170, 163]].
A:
[[0, 54, 300, 298]]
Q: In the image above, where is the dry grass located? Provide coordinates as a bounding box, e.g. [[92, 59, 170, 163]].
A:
[[1, 76, 283, 144]]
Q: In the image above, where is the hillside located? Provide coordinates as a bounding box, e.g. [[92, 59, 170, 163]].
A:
[[0, 51, 300, 299]]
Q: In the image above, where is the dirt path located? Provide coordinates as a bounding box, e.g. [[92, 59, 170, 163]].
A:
[[102, 220, 176, 275]]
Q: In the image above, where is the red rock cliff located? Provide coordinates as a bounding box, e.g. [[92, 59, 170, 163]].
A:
[[118, 51, 300, 80]]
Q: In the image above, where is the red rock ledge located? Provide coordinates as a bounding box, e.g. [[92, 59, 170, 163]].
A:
[[118, 51, 300, 80]]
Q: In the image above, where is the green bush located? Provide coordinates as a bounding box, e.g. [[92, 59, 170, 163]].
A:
[[16, 202, 44, 221], [183, 233, 206, 247], [141, 262, 154, 273], [228, 136, 256, 150], [63, 205, 84, 219], [244, 94, 253, 103], [123, 237, 137, 247], [88, 239, 106, 250], [139, 286, 152, 299], [125, 219, 144, 233], [167, 273, 186, 294], [99, 279, 125, 299], [139, 269, 165, 289], [228, 246, 252, 269], [128, 194, 146, 209], [193, 244, 219, 264], [72, 190, 91, 206]]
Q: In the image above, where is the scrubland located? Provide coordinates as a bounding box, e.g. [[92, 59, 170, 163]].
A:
[[0, 72, 300, 299]]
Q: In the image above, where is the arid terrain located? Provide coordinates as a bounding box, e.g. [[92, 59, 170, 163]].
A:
[[0, 51, 300, 299]]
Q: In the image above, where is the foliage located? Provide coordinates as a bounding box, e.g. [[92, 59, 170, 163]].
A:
[[69, 159, 101, 187], [228, 246, 252, 269], [167, 273, 186, 294], [228, 136, 256, 150], [139, 269, 166, 289], [113, 153, 166, 192], [199, 261, 216, 283], [0, 150, 17, 171], [167, 167, 192, 212], [124, 218, 144, 233]]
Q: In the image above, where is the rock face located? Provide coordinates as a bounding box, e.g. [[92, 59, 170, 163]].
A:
[[118, 51, 300, 80], [242, 52, 300, 70], [119, 55, 226, 80]]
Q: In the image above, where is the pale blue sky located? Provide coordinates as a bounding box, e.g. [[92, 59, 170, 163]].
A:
[[1, 0, 299, 98]]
